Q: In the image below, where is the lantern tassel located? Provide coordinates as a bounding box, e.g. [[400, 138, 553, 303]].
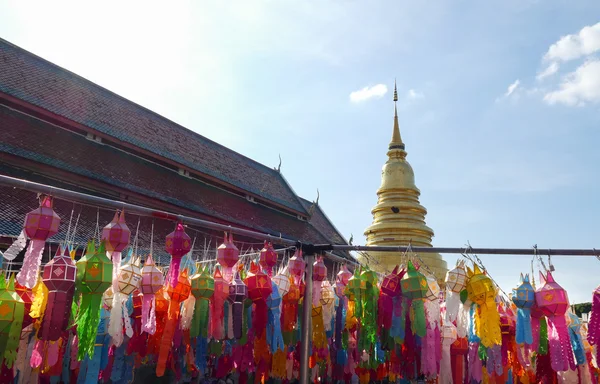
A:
[[141, 295, 156, 334], [547, 315, 576, 372], [1, 285, 24, 368], [515, 308, 533, 345], [587, 289, 600, 360], [410, 299, 427, 337], [233, 302, 244, 340], [156, 300, 180, 377], [191, 298, 209, 338], [16, 240, 45, 289], [108, 292, 126, 347], [180, 296, 195, 331], [39, 288, 75, 341], [76, 294, 103, 360]]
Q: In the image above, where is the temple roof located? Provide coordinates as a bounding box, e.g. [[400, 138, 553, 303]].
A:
[[0, 38, 307, 215]]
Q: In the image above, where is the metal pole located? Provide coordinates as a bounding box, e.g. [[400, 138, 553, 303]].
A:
[[299, 252, 314, 384], [329, 244, 600, 257]]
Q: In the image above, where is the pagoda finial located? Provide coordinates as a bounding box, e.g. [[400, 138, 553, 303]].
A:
[[390, 80, 404, 150]]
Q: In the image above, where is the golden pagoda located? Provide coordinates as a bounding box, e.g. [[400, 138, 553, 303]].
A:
[[359, 82, 448, 282]]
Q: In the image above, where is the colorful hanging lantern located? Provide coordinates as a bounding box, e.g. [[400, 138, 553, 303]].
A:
[[259, 241, 277, 276], [157, 269, 191, 377], [228, 271, 247, 339], [103, 287, 114, 309], [402, 261, 427, 337], [211, 267, 229, 340], [379, 266, 404, 333], [245, 261, 272, 338], [190, 266, 214, 338], [0, 274, 25, 368], [40, 245, 76, 341], [101, 210, 130, 293], [140, 254, 163, 334], [588, 284, 600, 363], [267, 281, 285, 352], [358, 266, 379, 354], [512, 273, 535, 345], [17, 196, 61, 289], [75, 240, 113, 360], [288, 249, 305, 284], [282, 276, 300, 345], [109, 258, 141, 347], [165, 222, 191, 286], [14, 281, 34, 329], [312, 256, 327, 306], [217, 232, 239, 283], [272, 266, 291, 298], [466, 264, 501, 348], [445, 260, 467, 323], [535, 271, 575, 372], [320, 280, 335, 332]]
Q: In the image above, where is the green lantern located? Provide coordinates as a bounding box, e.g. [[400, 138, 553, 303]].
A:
[[75, 240, 113, 360], [0, 274, 24, 368], [401, 261, 427, 337], [190, 265, 214, 338]]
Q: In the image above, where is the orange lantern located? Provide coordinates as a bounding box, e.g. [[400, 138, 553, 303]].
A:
[[165, 223, 191, 286], [259, 241, 277, 276]]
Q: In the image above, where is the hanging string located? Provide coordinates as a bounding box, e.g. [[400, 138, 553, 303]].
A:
[[93, 208, 100, 246], [69, 210, 82, 248], [63, 203, 75, 247]]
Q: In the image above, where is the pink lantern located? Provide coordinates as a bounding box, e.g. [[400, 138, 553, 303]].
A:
[[259, 241, 277, 276], [217, 232, 239, 283], [40, 246, 76, 341], [140, 254, 164, 335], [312, 256, 327, 306], [535, 271, 575, 372], [17, 196, 61, 289], [165, 222, 191, 286], [211, 267, 229, 340], [288, 249, 305, 284], [101, 210, 131, 300]]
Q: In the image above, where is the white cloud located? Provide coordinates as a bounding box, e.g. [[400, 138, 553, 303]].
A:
[[349, 84, 388, 103], [544, 59, 600, 106], [504, 79, 520, 97], [544, 22, 600, 62], [536, 62, 559, 81], [407, 89, 424, 99]]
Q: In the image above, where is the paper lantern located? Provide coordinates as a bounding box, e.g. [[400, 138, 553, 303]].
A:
[[445, 260, 467, 293], [267, 281, 284, 352], [140, 254, 163, 335], [312, 257, 327, 306], [217, 233, 239, 282], [381, 265, 403, 298], [101, 210, 130, 304], [512, 273, 535, 345], [165, 222, 191, 286], [103, 287, 114, 309], [75, 240, 113, 360], [379, 266, 405, 333], [14, 282, 33, 329], [466, 265, 501, 348], [245, 261, 272, 337], [288, 249, 305, 283], [190, 266, 214, 338], [320, 281, 335, 333], [588, 285, 600, 355], [337, 264, 353, 286], [211, 267, 229, 340], [282, 276, 300, 344], [0, 275, 25, 368], [271, 266, 291, 297], [109, 258, 142, 347], [156, 269, 191, 377], [228, 272, 247, 339], [445, 260, 468, 323], [402, 261, 427, 300], [17, 196, 61, 289], [40, 246, 76, 341], [259, 241, 277, 276], [535, 271, 575, 372], [425, 275, 440, 301]]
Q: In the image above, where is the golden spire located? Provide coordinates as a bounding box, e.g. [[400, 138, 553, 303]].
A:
[[359, 80, 448, 282], [390, 80, 404, 150]]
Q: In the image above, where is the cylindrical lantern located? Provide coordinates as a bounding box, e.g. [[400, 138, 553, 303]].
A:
[[165, 222, 191, 286], [190, 266, 214, 338], [259, 241, 277, 276], [75, 240, 113, 360], [109, 258, 142, 347], [40, 246, 76, 341], [140, 254, 163, 335], [17, 196, 61, 289], [445, 260, 468, 323], [211, 267, 229, 340], [101, 210, 131, 300], [512, 273, 535, 345], [157, 269, 191, 377], [312, 256, 327, 306], [217, 232, 239, 283], [282, 276, 300, 345], [402, 261, 428, 337], [245, 261, 272, 338], [379, 265, 404, 332], [272, 266, 291, 298], [228, 271, 247, 339], [0, 275, 25, 369], [466, 265, 501, 348]]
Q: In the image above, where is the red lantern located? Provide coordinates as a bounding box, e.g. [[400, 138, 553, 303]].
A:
[[101, 210, 130, 254], [165, 222, 191, 286], [16, 196, 61, 289], [259, 241, 277, 276], [312, 256, 327, 306], [211, 267, 229, 340], [40, 246, 76, 341], [245, 261, 272, 337], [217, 232, 239, 282]]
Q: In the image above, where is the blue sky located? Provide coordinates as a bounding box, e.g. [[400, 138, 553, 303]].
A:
[[1, 0, 600, 303]]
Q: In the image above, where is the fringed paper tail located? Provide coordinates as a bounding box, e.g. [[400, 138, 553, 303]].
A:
[[516, 308, 533, 345], [16, 240, 45, 289]]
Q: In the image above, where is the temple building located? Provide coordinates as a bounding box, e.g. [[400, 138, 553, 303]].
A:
[[0, 38, 351, 265], [360, 83, 448, 281]]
